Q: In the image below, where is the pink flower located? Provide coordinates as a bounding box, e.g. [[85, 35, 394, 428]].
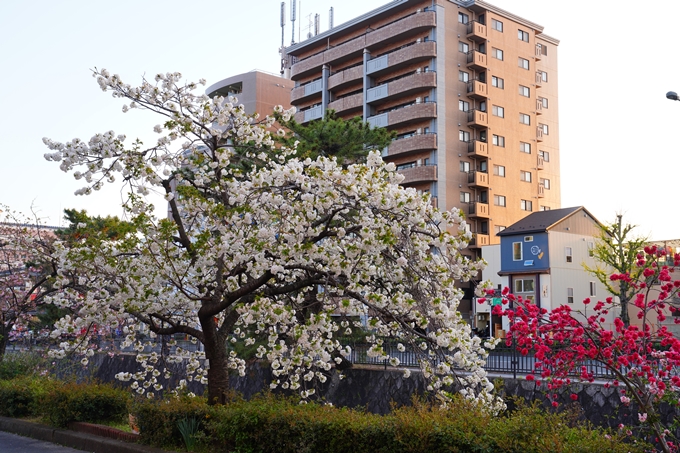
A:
[[638, 413, 647, 423]]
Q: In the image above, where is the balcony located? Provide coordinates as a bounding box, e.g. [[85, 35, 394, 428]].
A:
[[290, 78, 324, 105], [467, 109, 488, 128], [466, 50, 487, 71], [366, 71, 436, 104], [466, 79, 487, 100], [536, 126, 544, 142], [366, 41, 436, 76], [398, 164, 437, 185], [535, 44, 543, 61], [535, 71, 543, 88], [535, 98, 543, 115], [328, 65, 363, 91], [537, 155, 544, 170], [293, 105, 324, 124], [468, 202, 490, 219], [466, 21, 487, 42], [467, 170, 490, 188], [538, 184, 545, 198], [327, 93, 363, 115], [368, 101, 437, 128], [386, 133, 437, 157], [467, 140, 488, 159], [469, 233, 490, 248]]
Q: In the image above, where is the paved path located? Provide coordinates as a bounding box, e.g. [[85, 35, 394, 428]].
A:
[[0, 431, 87, 453]]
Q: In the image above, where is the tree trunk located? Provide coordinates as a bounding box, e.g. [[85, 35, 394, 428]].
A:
[[0, 332, 7, 360], [200, 316, 230, 405]]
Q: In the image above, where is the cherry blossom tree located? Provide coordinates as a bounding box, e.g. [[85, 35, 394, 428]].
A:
[[42, 69, 501, 409], [497, 245, 680, 452]]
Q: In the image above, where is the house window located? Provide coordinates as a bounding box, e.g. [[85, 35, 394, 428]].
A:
[[492, 19, 503, 31], [459, 130, 470, 142], [459, 100, 470, 112], [567, 287, 574, 304], [459, 41, 470, 53], [460, 191, 471, 203], [494, 194, 506, 207], [540, 206, 551, 211], [519, 113, 531, 125], [540, 97, 548, 108], [459, 70, 470, 82], [539, 150, 550, 162], [518, 29, 530, 42], [589, 281, 597, 297], [515, 278, 534, 294], [480, 221, 489, 235], [521, 199, 533, 211], [520, 142, 531, 154], [492, 105, 504, 118], [539, 70, 548, 82], [492, 48, 503, 60], [494, 225, 506, 235], [540, 178, 550, 189], [519, 85, 530, 97], [492, 134, 505, 147], [460, 161, 471, 172], [491, 76, 504, 89], [565, 247, 573, 263], [520, 170, 532, 182], [518, 57, 530, 70], [478, 130, 487, 142], [513, 242, 523, 260], [537, 43, 547, 55], [524, 236, 533, 242], [587, 241, 595, 257], [479, 190, 488, 203], [493, 165, 505, 177], [458, 12, 469, 24], [540, 123, 549, 134]]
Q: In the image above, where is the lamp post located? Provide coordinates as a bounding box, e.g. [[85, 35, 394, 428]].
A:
[[666, 91, 680, 101]]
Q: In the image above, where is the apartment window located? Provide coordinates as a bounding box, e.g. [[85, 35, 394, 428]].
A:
[[567, 287, 574, 304], [521, 199, 533, 211], [540, 97, 548, 108], [459, 70, 470, 82], [513, 242, 523, 260], [460, 191, 471, 203], [519, 85, 530, 97], [493, 165, 505, 177], [492, 48, 503, 60], [479, 130, 487, 142], [480, 221, 489, 235], [540, 123, 549, 134], [459, 100, 470, 112], [537, 43, 548, 55], [491, 76, 504, 89], [459, 130, 470, 142], [492, 19, 503, 31], [494, 194, 506, 207], [492, 105, 504, 118], [494, 225, 506, 235], [539, 150, 550, 162], [539, 70, 548, 82], [540, 178, 550, 189], [518, 57, 530, 70], [540, 206, 551, 211], [515, 278, 534, 294], [492, 134, 505, 147], [565, 247, 573, 263], [519, 113, 531, 125], [588, 241, 595, 257], [589, 281, 597, 297], [479, 190, 488, 203], [518, 29, 530, 42], [520, 170, 532, 182], [396, 162, 416, 170], [520, 142, 531, 154], [459, 41, 470, 53], [458, 12, 469, 24], [460, 161, 471, 172]]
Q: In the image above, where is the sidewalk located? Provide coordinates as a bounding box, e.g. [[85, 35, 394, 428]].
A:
[[0, 417, 179, 453]]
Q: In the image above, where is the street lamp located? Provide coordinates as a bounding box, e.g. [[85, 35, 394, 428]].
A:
[[667, 91, 680, 101]]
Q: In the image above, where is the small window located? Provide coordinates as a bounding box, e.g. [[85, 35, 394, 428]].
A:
[[521, 199, 532, 211], [459, 100, 470, 112], [460, 191, 471, 203], [587, 241, 595, 257], [396, 162, 416, 170], [460, 161, 471, 172], [539, 70, 548, 82], [459, 70, 470, 82], [589, 281, 597, 297], [459, 41, 470, 53], [520, 142, 531, 154], [494, 195, 506, 207], [540, 206, 551, 211], [519, 113, 531, 125], [493, 165, 505, 177], [520, 170, 532, 182], [540, 123, 549, 134], [513, 242, 523, 261], [491, 76, 504, 89], [518, 57, 530, 70], [492, 134, 505, 147], [540, 97, 548, 108], [537, 43, 548, 55], [492, 19, 503, 31], [567, 287, 574, 304], [494, 225, 506, 234], [492, 105, 504, 118], [565, 247, 573, 263], [492, 48, 503, 60], [519, 85, 530, 97], [518, 29, 530, 42], [458, 12, 469, 24], [524, 236, 533, 242], [539, 150, 550, 162], [459, 130, 470, 142], [540, 178, 550, 190]]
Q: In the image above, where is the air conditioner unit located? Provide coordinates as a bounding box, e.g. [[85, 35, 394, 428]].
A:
[[416, 97, 422, 104]]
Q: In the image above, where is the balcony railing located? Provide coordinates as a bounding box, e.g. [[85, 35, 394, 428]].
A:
[[466, 21, 487, 42], [537, 155, 545, 170], [468, 201, 490, 218], [466, 79, 487, 99], [397, 164, 437, 185], [467, 139, 488, 158], [467, 109, 488, 128], [386, 133, 437, 157], [536, 126, 544, 142], [466, 50, 487, 70], [467, 170, 490, 188], [469, 233, 490, 248]]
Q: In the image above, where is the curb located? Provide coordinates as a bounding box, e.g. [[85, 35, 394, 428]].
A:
[[0, 417, 179, 453]]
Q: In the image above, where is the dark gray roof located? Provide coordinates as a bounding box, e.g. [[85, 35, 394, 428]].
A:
[[497, 207, 583, 236]]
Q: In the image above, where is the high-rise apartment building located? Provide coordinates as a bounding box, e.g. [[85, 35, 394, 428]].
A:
[[282, 0, 560, 254]]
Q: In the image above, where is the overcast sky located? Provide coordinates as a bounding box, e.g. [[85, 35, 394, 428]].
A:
[[1, 0, 678, 241]]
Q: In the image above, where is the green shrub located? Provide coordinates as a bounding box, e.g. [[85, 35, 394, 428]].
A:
[[0, 376, 55, 417], [43, 381, 130, 427], [0, 352, 47, 380]]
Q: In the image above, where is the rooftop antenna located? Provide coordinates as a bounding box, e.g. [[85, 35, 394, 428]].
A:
[[329, 7, 334, 29], [314, 13, 320, 35], [280, 2, 286, 74], [290, 0, 296, 44]]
